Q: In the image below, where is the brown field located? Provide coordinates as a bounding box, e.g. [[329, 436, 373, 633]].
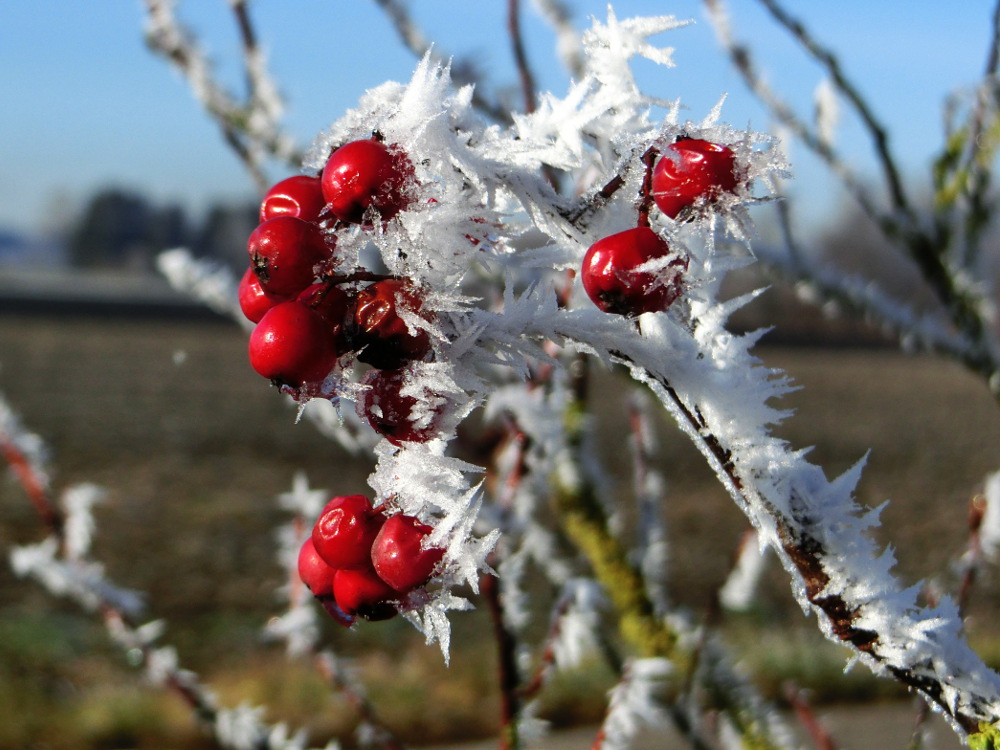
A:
[[1, 311, 999, 748]]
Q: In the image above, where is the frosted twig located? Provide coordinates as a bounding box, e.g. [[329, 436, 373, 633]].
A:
[[508, 0, 539, 115], [707, 0, 1000, 398], [531, 0, 585, 79], [0, 399, 62, 536], [702, 0, 889, 236], [627, 393, 669, 615], [141, 0, 299, 190], [784, 684, 838, 750], [372, 0, 510, 123], [313, 651, 407, 750], [753, 0, 912, 220], [1, 395, 323, 749]]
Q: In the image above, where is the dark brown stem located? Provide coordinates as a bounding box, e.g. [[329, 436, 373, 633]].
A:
[[482, 574, 521, 750], [636, 147, 659, 228], [321, 270, 398, 286], [508, 0, 538, 115]]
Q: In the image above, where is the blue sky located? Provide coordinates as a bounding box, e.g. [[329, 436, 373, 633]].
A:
[[1, 1, 996, 239]]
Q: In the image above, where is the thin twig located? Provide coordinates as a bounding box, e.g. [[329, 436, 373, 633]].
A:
[[313, 651, 408, 750], [508, 0, 538, 115], [482, 573, 522, 750], [754, 0, 912, 220], [784, 684, 838, 750], [141, 0, 299, 191], [372, 0, 511, 123], [0, 435, 63, 537]]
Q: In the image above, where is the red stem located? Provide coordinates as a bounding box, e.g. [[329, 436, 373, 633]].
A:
[[785, 683, 838, 750], [0, 436, 63, 536]]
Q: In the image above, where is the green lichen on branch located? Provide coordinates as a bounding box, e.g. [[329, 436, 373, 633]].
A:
[[970, 722, 1000, 750]]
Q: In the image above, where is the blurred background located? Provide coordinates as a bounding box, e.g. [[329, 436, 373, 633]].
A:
[[2, 2, 1000, 748]]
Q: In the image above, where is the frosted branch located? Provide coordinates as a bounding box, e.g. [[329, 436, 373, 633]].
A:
[[142, 0, 299, 189]]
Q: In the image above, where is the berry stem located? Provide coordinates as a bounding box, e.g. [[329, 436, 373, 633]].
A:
[[635, 146, 659, 229]]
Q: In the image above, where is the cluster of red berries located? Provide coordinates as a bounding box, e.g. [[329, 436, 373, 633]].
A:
[[581, 137, 740, 317], [297, 495, 445, 625], [239, 137, 446, 444]]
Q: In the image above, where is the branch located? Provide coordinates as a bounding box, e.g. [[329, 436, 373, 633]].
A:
[[372, 0, 512, 123], [141, 0, 300, 190], [606, 334, 1000, 735], [508, 0, 539, 115], [753, 0, 912, 220]]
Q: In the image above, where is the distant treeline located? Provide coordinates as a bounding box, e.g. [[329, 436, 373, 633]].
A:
[[59, 184, 1000, 346], [67, 187, 257, 272]]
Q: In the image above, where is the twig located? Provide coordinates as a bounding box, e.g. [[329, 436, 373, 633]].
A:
[[616, 350, 998, 735], [508, 0, 539, 115], [784, 684, 838, 750], [0, 434, 63, 537], [313, 651, 408, 750], [141, 0, 299, 191], [702, 0, 892, 238], [372, 0, 511, 123], [754, 0, 912, 220], [482, 573, 522, 750]]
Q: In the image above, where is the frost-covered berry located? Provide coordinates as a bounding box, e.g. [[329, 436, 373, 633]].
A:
[[321, 139, 415, 224], [248, 215, 332, 298], [581, 227, 687, 316], [248, 300, 339, 385], [358, 367, 442, 445], [371, 514, 444, 593], [297, 537, 335, 598], [652, 138, 739, 219], [354, 279, 432, 369], [259, 174, 326, 223], [333, 567, 398, 621], [238, 265, 286, 323], [312, 495, 385, 570]]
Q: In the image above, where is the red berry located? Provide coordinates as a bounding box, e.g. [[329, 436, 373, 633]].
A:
[[321, 139, 414, 224], [248, 215, 332, 298], [333, 567, 398, 621], [371, 514, 444, 593], [297, 282, 354, 354], [581, 227, 687, 316], [312, 495, 385, 570], [652, 138, 739, 219], [238, 265, 286, 323], [354, 279, 432, 369], [248, 300, 339, 385], [358, 368, 442, 445], [297, 537, 335, 598], [260, 175, 326, 223]]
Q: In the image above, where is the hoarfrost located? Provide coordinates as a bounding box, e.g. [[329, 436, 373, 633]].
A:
[[599, 658, 673, 750]]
